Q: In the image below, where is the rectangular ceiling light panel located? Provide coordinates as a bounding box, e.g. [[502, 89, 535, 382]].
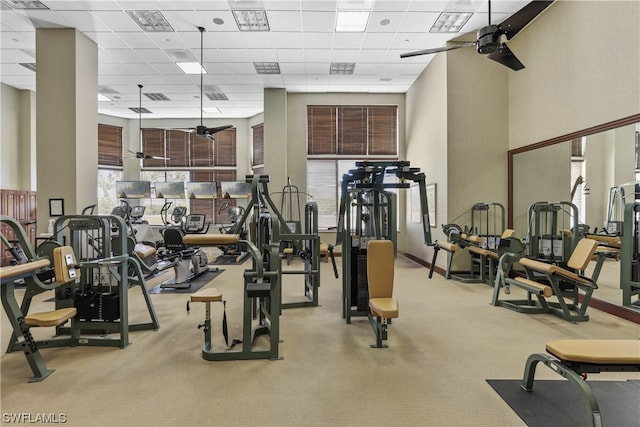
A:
[[336, 11, 370, 32], [2, 0, 48, 9], [144, 93, 171, 101], [330, 62, 355, 75], [254, 62, 280, 74], [177, 62, 207, 74], [429, 12, 473, 33], [232, 10, 270, 31], [127, 10, 174, 32], [129, 107, 152, 114]]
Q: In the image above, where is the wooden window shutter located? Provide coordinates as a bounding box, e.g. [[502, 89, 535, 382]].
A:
[[98, 124, 123, 167], [252, 123, 264, 166], [368, 106, 397, 155], [214, 128, 236, 167], [142, 128, 166, 168], [337, 106, 367, 155], [308, 106, 336, 154], [166, 129, 190, 168]]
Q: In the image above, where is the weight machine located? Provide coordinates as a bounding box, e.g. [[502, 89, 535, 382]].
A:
[[336, 161, 432, 324], [229, 175, 324, 309], [525, 201, 579, 263], [620, 201, 640, 308]]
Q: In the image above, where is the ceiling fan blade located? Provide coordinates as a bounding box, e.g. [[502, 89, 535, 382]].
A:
[[147, 155, 170, 160], [196, 124, 233, 137], [498, 0, 554, 40], [487, 44, 525, 71], [400, 42, 475, 58]]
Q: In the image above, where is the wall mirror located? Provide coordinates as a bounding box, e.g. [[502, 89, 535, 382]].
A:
[[508, 114, 640, 315]]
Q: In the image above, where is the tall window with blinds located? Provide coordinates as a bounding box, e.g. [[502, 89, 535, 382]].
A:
[[98, 124, 123, 168], [307, 105, 398, 229], [252, 123, 264, 175]]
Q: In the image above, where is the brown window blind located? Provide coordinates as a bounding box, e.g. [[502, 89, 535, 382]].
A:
[[252, 123, 264, 166], [570, 138, 583, 157], [98, 124, 123, 167], [192, 133, 214, 167], [368, 106, 397, 155], [308, 106, 336, 155], [338, 107, 367, 155], [166, 129, 190, 168], [142, 128, 166, 168], [307, 105, 397, 156], [189, 171, 214, 222], [214, 128, 236, 167]]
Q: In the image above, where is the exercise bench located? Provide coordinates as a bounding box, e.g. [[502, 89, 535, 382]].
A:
[[522, 339, 640, 427], [367, 239, 398, 348]]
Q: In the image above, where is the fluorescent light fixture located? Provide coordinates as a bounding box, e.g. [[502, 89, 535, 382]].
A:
[[232, 10, 269, 31], [330, 62, 355, 75], [127, 10, 174, 32], [253, 62, 280, 74], [129, 107, 152, 114], [429, 12, 473, 33], [177, 62, 207, 74], [2, 0, 48, 9], [144, 93, 170, 101], [203, 107, 221, 114], [336, 11, 370, 32], [98, 94, 111, 102], [19, 62, 36, 72]]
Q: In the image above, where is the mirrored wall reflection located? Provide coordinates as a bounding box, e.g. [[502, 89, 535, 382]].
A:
[[510, 119, 640, 310]]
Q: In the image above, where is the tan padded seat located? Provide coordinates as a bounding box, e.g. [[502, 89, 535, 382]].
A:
[[24, 307, 77, 327], [0, 258, 50, 281], [567, 238, 598, 271], [501, 229, 516, 238], [190, 287, 223, 303], [437, 241, 459, 252], [546, 339, 640, 365], [367, 240, 398, 319], [586, 234, 621, 249], [183, 234, 240, 246], [283, 248, 294, 255], [134, 243, 156, 259], [513, 277, 553, 297], [369, 298, 398, 319]]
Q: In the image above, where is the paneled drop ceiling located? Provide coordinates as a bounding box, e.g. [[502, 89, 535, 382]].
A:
[[1, 0, 534, 119]]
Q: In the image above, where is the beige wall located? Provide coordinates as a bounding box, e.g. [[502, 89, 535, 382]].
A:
[[1, 84, 35, 191], [403, 0, 640, 266], [508, 0, 640, 149]]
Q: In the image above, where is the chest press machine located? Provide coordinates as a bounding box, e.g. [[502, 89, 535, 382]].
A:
[[1, 214, 159, 382], [336, 161, 433, 347]]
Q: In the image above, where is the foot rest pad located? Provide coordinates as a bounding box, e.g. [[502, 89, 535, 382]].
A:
[[190, 288, 223, 302], [24, 307, 77, 327]]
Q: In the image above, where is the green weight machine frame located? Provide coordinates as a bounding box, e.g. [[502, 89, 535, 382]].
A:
[[525, 201, 579, 263], [336, 161, 432, 324], [197, 213, 282, 361], [620, 201, 640, 309], [231, 175, 322, 309]]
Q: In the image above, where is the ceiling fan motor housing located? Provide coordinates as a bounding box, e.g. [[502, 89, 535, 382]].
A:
[[476, 25, 501, 54]]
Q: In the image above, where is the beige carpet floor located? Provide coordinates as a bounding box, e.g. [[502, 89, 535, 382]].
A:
[[1, 255, 638, 426]]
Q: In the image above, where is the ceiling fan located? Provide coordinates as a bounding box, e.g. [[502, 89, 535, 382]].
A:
[[400, 0, 554, 71], [124, 84, 169, 161], [193, 26, 232, 142]]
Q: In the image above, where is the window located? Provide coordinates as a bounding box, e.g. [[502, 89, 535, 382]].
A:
[[252, 123, 264, 175], [97, 124, 124, 214], [306, 105, 398, 229]]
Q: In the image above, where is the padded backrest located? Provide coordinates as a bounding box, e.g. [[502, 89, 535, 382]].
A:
[[367, 239, 394, 299], [163, 227, 186, 251], [53, 246, 80, 284], [567, 238, 598, 271], [501, 229, 516, 239]]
